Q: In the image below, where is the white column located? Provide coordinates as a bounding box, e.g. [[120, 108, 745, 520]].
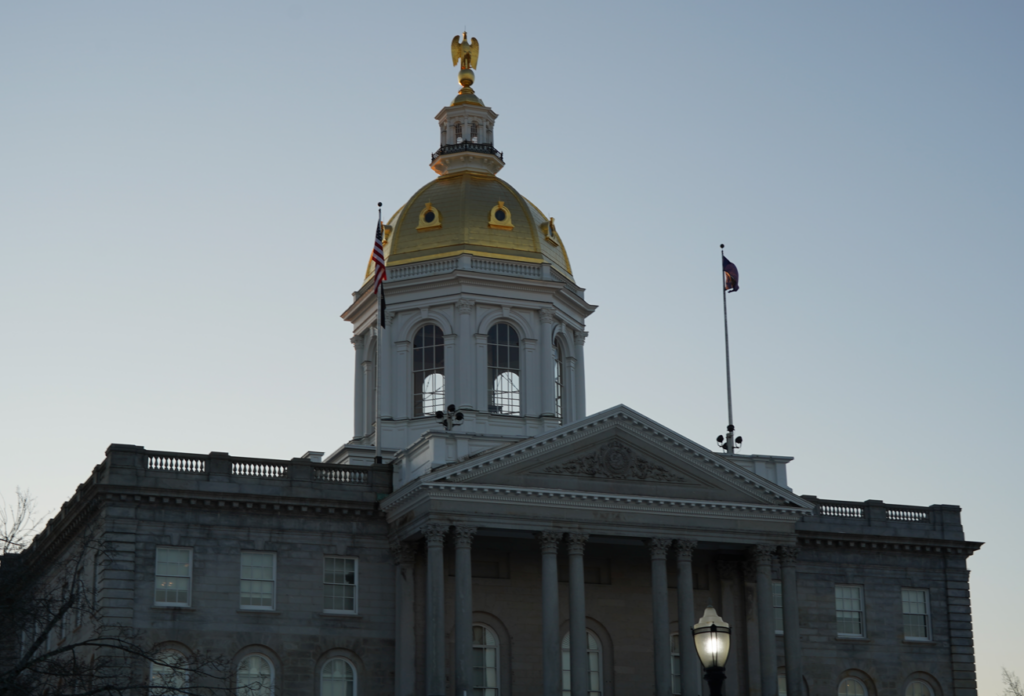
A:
[[443, 332, 457, 411], [779, 545, 803, 696], [538, 532, 562, 696], [676, 541, 700, 696], [456, 299, 475, 411], [352, 335, 365, 436], [361, 358, 374, 440], [567, 532, 589, 696], [475, 333, 489, 413], [566, 356, 577, 423], [573, 331, 588, 417], [752, 544, 778, 696], [393, 340, 410, 421], [423, 523, 447, 696], [380, 316, 394, 420], [391, 538, 416, 696], [454, 526, 476, 696], [540, 308, 556, 417], [648, 539, 672, 696]]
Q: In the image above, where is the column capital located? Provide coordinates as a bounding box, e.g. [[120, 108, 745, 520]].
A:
[[351, 334, 365, 348], [389, 534, 416, 566], [452, 526, 477, 549], [540, 306, 556, 324], [456, 298, 475, 314], [675, 539, 697, 561], [646, 538, 672, 560], [536, 531, 562, 554], [566, 532, 589, 555], [778, 544, 800, 566], [573, 330, 589, 346], [749, 543, 777, 567], [422, 523, 448, 548]]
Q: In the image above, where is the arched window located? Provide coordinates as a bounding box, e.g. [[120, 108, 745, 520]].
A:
[[237, 654, 273, 695], [839, 677, 867, 696], [670, 633, 681, 695], [150, 650, 188, 694], [320, 658, 356, 696], [414, 325, 445, 416], [561, 630, 602, 696], [487, 323, 520, 415], [473, 624, 499, 695], [906, 682, 934, 696], [553, 342, 564, 422]]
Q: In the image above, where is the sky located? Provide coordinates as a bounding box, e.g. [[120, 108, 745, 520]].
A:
[[2, 2, 1021, 693]]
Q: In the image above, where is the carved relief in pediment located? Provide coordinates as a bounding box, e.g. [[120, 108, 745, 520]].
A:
[[541, 441, 685, 483]]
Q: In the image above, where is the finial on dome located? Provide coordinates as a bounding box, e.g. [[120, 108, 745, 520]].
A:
[[450, 33, 483, 105]]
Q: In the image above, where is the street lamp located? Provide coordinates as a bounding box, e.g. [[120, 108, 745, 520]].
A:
[[692, 605, 731, 696]]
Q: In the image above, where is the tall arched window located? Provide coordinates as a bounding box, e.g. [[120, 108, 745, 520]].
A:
[[150, 650, 188, 694], [320, 658, 356, 696], [838, 678, 867, 696], [473, 624, 499, 695], [414, 325, 445, 416], [237, 654, 273, 696], [487, 323, 520, 415], [553, 342, 564, 422], [905, 682, 934, 696], [561, 630, 602, 696]]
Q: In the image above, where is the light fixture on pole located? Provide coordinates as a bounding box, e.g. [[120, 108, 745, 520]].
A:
[[692, 605, 731, 696]]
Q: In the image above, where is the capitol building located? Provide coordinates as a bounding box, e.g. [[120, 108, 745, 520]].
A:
[[9, 37, 980, 696]]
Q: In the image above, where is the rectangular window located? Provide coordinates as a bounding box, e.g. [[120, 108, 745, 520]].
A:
[[154, 547, 192, 606], [324, 557, 357, 613], [902, 588, 930, 640], [835, 585, 865, 637], [773, 581, 784, 634], [239, 552, 276, 610]]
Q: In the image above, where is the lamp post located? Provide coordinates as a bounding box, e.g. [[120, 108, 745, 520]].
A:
[[692, 605, 731, 696]]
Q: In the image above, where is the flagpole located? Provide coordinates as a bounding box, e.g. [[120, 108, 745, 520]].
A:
[[375, 202, 383, 466], [720, 244, 735, 455]]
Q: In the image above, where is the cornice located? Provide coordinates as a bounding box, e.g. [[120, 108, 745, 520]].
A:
[[797, 534, 983, 557], [381, 481, 807, 523]]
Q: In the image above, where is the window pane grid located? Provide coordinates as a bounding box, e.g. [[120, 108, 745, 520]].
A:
[[773, 581, 784, 634], [902, 589, 930, 639], [324, 557, 357, 613], [237, 655, 273, 696], [561, 631, 602, 696], [155, 548, 191, 606], [320, 658, 355, 696], [414, 325, 445, 416], [553, 344, 564, 422], [835, 585, 864, 636], [488, 324, 521, 416], [240, 553, 275, 609]]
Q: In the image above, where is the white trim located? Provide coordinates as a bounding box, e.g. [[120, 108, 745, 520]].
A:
[[154, 547, 192, 608], [239, 552, 276, 611], [901, 588, 931, 641], [835, 585, 866, 638], [319, 657, 357, 696]]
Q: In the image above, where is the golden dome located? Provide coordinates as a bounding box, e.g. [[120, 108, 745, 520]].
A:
[[365, 171, 573, 283]]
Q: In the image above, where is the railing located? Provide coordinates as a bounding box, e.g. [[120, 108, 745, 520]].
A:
[[389, 259, 458, 281], [470, 257, 542, 279], [431, 142, 504, 162], [817, 501, 865, 518], [232, 460, 288, 478], [314, 467, 369, 484], [886, 506, 930, 523], [147, 453, 206, 473]]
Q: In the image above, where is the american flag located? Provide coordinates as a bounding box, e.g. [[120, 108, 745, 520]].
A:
[[372, 219, 387, 293]]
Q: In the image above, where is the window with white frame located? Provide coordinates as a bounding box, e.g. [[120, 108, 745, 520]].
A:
[[155, 547, 192, 606], [488, 323, 521, 415], [902, 589, 930, 640], [773, 580, 784, 634], [905, 681, 934, 696], [473, 624, 499, 695], [670, 633, 681, 695], [413, 324, 445, 416], [835, 585, 865, 637], [324, 557, 357, 613], [240, 552, 275, 610], [320, 658, 356, 696], [838, 677, 867, 696], [553, 342, 564, 422], [561, 630, 602, 696], [150, 650, 188, 694], [236, 654, 273, 695]]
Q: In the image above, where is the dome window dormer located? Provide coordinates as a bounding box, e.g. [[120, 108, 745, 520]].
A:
[[417, 202, 442, 231], [489, 201, 513, 230]]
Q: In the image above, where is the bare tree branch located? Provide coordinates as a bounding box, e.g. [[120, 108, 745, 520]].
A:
[[1005, 668, 1024, 696]]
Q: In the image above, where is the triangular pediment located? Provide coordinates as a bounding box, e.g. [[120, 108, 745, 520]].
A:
[[422, 405, 812, 512]]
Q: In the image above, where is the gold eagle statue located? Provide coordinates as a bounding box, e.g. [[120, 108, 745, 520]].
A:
[[451, 32, 479, 70]]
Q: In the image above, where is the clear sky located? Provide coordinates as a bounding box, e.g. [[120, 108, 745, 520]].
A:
[[2, 2, 1021, 692]]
